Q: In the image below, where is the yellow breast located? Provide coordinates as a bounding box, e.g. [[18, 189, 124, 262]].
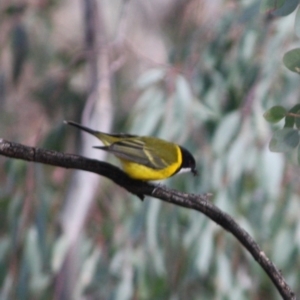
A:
[[119, 146, 182, 181]]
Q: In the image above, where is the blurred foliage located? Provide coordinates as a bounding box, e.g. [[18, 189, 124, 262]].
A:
[[11, 22, 28, 84], [264, 104, 300, 161], [283, 48, 300, 73], [1, 0, 300, 300]]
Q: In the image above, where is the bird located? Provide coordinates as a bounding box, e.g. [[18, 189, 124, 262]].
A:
[[65, 120, 197, 181]]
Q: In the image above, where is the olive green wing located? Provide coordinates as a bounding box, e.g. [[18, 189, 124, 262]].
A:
[[95, 139, 172, 169]]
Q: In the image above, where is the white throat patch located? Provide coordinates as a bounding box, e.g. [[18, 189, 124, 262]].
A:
[[177, 167, 192, 174]]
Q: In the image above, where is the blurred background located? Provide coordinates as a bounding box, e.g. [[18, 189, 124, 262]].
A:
[[1, 0, 300, 299]]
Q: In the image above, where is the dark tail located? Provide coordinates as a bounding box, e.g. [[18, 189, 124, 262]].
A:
[[64, 120, 98, 136]]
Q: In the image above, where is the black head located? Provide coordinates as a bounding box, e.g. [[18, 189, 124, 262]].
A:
[[179, 146, 198, 176]]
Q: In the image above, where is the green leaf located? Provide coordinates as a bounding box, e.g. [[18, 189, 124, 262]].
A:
[[284, 104, 300, 128], [260, 0, 285, 13], [263, 105, 286, 123], [269, 128, 300, 152], [295, 5, 300, 37], [294, 111, 300, 129], [283, 48, 300, 74], [284, 115, 295, 127], [289, 103, 300, 113], [272, 0, 300, 16]]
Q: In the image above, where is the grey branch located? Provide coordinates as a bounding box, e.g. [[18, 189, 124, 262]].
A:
[[0, 138, 295, 300]]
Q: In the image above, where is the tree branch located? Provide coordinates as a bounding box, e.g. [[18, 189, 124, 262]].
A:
[[0, 139, 296, 300]]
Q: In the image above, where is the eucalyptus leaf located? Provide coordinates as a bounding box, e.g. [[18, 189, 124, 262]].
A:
[[131, 87, 164, 135], [269, 128, 300, 152], [216, 253, 232, 293], [227, 132, 251, 182], [272, 0, 300, 16], [176, 75, 193, 106], [260, 147, 285, 198], [195, 223, 214, 274], [284, 115, 295, 128], [273, 230, 294, 266], [295, 111, 300, 129], [260, 0, 285, 13], [212, 111, 241, 155], [284, 104, 300, 127], [295, 5, 300, 37], [146, 201, 165, 275], [289, 103, 300, 113], [283, 48, 300, 74], [136, 69, 166, 89], [263, 105, 286, 123]]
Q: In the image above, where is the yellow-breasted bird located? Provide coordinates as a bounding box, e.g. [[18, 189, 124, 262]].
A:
[[65, 121, 197, 181]]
